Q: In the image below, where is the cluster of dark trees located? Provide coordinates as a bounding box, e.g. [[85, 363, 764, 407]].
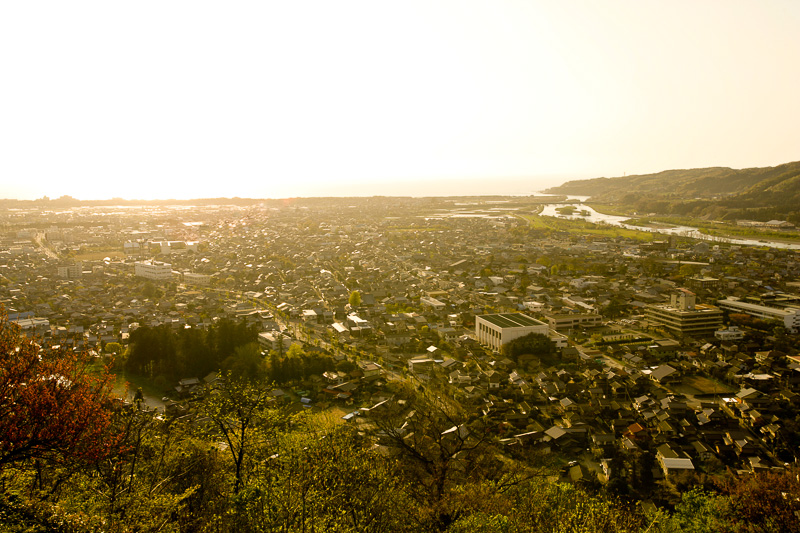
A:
[[266, 345, 337, 384], [501, 332, 558, 367], [124, 318, 343, 387], [125, 319, 260, 381]]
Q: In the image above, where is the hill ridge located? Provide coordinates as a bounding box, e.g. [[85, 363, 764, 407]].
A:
[[545, 161, 800, 222]]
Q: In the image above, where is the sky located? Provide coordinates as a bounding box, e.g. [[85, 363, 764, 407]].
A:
[[1, 1, 799, 201]]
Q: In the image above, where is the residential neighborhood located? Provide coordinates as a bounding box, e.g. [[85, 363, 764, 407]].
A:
[[2, 195, 800, 502]]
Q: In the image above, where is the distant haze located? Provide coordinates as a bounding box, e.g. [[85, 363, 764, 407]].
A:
[[252, 175, 581, 199], [1, 2, 798, 201]]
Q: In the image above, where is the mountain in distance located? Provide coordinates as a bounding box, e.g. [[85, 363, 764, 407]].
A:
[[545, 160, 800, 222]]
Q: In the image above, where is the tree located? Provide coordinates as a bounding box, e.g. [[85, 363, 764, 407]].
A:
[[657, 488, 733, 533], [772, 325, 791, 352], [348, 290, 362, 307], [142, 281, 157, 299], [248, 416, 415, 533], [501, 332, 555, 361], [126, 324, 178, 378], [601, 297, 629, 319], [718, 467, 800, 533], [104, 341, 123, 355], [221, 342, 265, 381], [197, 373, 289, 493], [0, 311, 122, 471], [363, 385, 503, 529], [679, 264, 700, 278], [518, 271, 531, 293]]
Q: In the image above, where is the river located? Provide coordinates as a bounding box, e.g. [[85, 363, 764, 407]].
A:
[[538, 203, 800, 250]]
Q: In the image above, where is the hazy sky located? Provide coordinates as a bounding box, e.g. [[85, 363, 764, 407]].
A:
[[1, 1, 799, 200]]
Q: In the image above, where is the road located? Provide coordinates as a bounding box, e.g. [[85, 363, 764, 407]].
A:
[[33, 234, 59, 260]]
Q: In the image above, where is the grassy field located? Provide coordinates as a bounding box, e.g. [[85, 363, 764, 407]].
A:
[[681, 375, 736, 396], [614, 214, 800, 242], [517, 214, 654, 241], [585, 204, 635, 217], [698, 226, 800, 242]]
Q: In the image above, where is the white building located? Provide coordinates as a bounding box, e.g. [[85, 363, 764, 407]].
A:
[[134, 260, 173, 281], [57, 262, 82, 279], [717, 298, 800, 333], [150, 240, 200, 255], [183, 272, 211, 286], [258, 331, 293, 352], [475, 313, 549, 352], [123, 241, 142, 254], [715, 326, 745, 341], [420, 296, 447, 311], [547, 313, 603, 331]]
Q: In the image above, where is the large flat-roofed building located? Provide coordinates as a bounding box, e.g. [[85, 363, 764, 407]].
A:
[[717, 298, 800, 333], [476, 313, 549, 351], [645, 289, 723, 336], [134, 260, 173, 281]]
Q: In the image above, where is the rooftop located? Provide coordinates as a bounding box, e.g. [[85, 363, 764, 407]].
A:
[[478, 313, 546, 328]]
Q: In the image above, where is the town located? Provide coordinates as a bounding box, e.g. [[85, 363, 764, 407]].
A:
[[3, 194, 800, 508]]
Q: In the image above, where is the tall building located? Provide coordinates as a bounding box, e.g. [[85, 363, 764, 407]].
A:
[[57, 262, 82, 279], [645, 289, 723, 336]]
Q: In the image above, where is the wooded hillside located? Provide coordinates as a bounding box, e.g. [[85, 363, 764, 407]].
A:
[[546, 161, 800, 222]]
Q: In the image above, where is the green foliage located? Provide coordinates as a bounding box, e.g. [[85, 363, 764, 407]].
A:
[[126, 319, 260, 380], [728, 313, 779, 332], [226, 417, 414, 533], [601, 297, 629, 319], [548, 161, 800, 222], [142, 281, 157, 299], [678, 264, 701, 278], [126, 324, 179, 378], [267, 345, 336, 384], [446, 480, 645, 533], [448, 513, 510, 533], [222, 342, 265, 381], [501, 332, 555, 362], [348, 290, 362, 307], [197, 374, 289, 494], [104, 342, 122, 355], [385, 302, 415, 313], [667, 488, 731, 533]]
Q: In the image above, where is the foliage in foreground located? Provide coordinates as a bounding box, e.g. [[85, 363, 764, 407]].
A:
[[4, 310, 800, 532]]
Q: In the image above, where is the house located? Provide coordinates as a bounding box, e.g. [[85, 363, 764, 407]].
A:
[[358, 361, 384, 381], [650, 365, 680, 385], [484, 370, 503, 390], [658, 456, 695, 479]]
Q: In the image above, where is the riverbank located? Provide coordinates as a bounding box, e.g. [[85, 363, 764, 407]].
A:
[[539, 203, 800, 250]]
